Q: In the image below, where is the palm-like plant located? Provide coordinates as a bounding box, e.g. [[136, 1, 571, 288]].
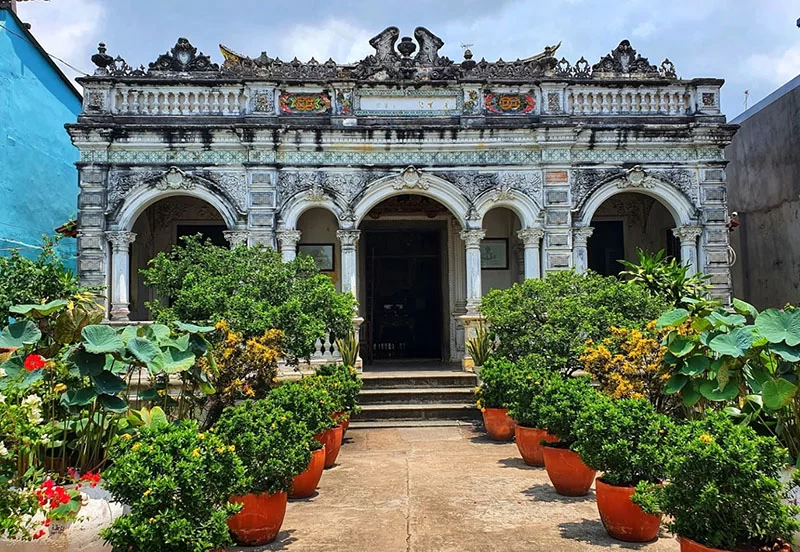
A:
[[335, 328, 360, 368], [466, 324, 496, 368], [619, 248, 711, 309]]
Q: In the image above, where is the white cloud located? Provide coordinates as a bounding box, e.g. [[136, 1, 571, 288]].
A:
[[744, 44, 800, 87], [276, 19, 374, 64], [632, 21, 656, 39]]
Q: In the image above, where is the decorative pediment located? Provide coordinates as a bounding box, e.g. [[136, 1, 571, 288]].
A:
[[391, 166, 432, 190], [571, 166, 699, 211], [148, 38, 219, 72], [592, 40, 659, 77]]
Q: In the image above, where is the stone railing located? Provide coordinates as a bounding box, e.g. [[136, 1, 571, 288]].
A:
[[109, 85, 248, 116], [564, 86, 692, 116], [310, 333, 342, 364]]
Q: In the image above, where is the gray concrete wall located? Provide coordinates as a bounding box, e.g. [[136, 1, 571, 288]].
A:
[[726, 80, 800, 309]]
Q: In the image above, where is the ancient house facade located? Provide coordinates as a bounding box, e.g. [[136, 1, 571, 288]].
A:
[[69, 27, 735, 366]]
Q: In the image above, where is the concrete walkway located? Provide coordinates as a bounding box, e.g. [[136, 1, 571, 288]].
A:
[[246, 425, 680, 552]]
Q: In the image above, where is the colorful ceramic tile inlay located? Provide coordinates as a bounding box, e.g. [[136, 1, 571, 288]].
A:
[[279, 93, 331, 114], [484, 93, 535, 115]]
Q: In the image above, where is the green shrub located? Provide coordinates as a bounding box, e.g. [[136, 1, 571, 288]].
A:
[[481, 270, 666, 375], [100, 421, 246, 552], [313, 364, 363, 415], [633, 413, 799, 550], [477, 356, 533, 410], [536, 374, 604, 447], [506, 355, 557, 428], [574, 398, 673, 487], [214, 401, 313, 495], [140, 236, 356, 361], [263, 382, 336, 445], [619, 248, 712, 309]]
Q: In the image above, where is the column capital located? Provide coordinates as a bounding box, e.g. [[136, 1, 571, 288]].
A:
[[460, 229, 486, 248], [105, 231, 136, 252], [673, 225, 703, 243], [572, 226, 594, 246], [336, 229, 361, 247], [223, 230, 250, 247], [517, 227, 545, 246], [276, 229, 302, 248]]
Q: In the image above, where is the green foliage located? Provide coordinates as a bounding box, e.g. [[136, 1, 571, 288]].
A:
[[619, 248, 713, 310], [0, 474, 39, 540], [466, 324, 496, 368], [506, 355, 559, 428], [100, 421, 245, 552], [140, 236, 356, 361], [313, 364, 363, 415], [536, 374, 604, 447], [632, 413, 799, 550], [475, 357, 529, 410], [214, 401, 313, 495], [481, 270, 666, 375], [574, 398, 673, 487], [262, 383, 335, 445], [335, 329, 360, 368], [0, 236, 96, 325]]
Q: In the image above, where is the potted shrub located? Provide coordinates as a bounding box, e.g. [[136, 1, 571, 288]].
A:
[[214, 401, 313, 545], [507, 356, 559, 465], [315, 364, 363, 434], [263, 382, 336, 499], [537, 374, 603, 496], [574, 398, 672, 542], [301, 374, 349, 467], [100, 420, 246, 552], [633, 413, 799, 552], [475, 358, 520, 441]]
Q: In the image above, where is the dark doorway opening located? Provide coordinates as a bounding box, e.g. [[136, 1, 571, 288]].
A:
[[364, 229, 443, 362], [588, 221, 625, 276], [176, 224, 228, 247]]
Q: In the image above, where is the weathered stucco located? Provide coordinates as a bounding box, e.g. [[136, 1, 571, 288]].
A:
[[0, 9, 81, 265]]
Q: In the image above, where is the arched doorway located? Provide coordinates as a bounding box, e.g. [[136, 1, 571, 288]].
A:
[[296, 208, 341, 292], [359, 194, 460, 364], [481, 207, 525, 292], [129, 196, 227, 321], [587, 192, 678, 277]]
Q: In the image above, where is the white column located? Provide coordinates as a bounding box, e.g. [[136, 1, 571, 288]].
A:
[[461, 229, 486, 314], [673, 225, 703, 276], [517, 227, 544, 279], [276, 229, 301, 261], [572, 226, 594, 274], [105, 231, 136, 321], [336, 229, 360, 297], [223, 230, 250, 248]]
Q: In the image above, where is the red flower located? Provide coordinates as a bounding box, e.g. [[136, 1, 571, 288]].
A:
[[33, 529, 46, 540], [80, 471, 101, 488], [24, 354, 46, 371], [43, 519, 51, 528]]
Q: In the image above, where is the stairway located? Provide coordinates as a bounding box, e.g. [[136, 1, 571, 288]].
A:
[[350, 369, 481, 428]]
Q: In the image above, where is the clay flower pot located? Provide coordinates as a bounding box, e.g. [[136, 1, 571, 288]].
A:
[[289, 445, 326, 499], [332, 411, 351, 434], [678, 537, 790, 552], [542, 445, 596, 496], [482, 408, 516, 441], [514, 426, 558, 466], [227, 491, 288, 545], [595, 478, 661, 542], [314, 425, 344, 469]]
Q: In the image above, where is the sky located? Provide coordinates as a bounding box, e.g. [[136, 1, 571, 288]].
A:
[[15, 0, 800, 119]]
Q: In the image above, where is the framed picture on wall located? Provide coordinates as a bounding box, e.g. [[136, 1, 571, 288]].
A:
[[298, 243, 335, 271], [480, 238, 508, 270]]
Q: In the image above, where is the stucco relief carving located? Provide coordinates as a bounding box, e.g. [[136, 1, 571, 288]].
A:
[[492, 171, 542, 202], [436, 171, 498, 200], [571, 166, 698, 209], [392, 166, 432, 190], [107, 170, 163, 213]]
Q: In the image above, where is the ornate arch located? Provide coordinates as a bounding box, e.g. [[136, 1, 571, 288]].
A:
[[279, 189, 347, 229], [574, 167, 698, 227], [114, 167, 242, 230], [474, 190, 540, 227], [352, 167, 473, 227]]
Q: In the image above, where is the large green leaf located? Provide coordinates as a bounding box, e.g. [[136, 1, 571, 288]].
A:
[[762, 378, 798, 410], [770, 342, 800, 362], [732, 298, 759, 318], [81, 325, 123, 354], [98, 394, 128, 413], [708, 327, 755, 358], [91, 371, 126, 396], [755, 309, 800, 346], [158, 347, 197, 374], [0, 320, 42, 348], [699, 380, 740, 402], [54, 308, 87, 345], [61, 387, 98, 407], [175, 321, 215, 334], [656, 309, 689, 330], [127, 337, 161, 364], [680, 356, 710, 376], [9, 300, 69, 318], [665, 374, 688, 394], [709, 311, 747, 327], [145, 324, 171, 344], [120, 326, 140, 346], [682, 381, 702, 407], [668, 336, 695, 358], [70, 349, 106, 377]]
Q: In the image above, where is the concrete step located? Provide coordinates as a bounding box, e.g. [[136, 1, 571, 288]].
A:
[[348, 419, 478, 429], [361, 372, 478, 389], [359, 387, 476, 405], [352, 402, 481, 422]]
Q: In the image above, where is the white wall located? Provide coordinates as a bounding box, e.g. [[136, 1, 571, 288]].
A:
[[481, 207, 523, 295]]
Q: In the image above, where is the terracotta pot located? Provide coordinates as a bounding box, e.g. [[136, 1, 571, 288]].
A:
[[227, 491, 288, 545], [595, 478, 661, 542], [542, 445, 596, 496], [482, 408, 516, 441], [289, 446, 326, 499], [314, 425, 343, 469], [332, 411, 351, 435], [514, 426, 559, 466]]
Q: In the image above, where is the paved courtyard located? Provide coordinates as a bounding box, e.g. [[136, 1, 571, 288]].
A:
[[246, 425, 680, 552]]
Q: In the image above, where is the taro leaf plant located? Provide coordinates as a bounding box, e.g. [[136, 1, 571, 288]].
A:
[[658, 299, 800, 461]]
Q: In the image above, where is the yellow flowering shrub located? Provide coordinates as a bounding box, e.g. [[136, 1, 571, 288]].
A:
[[581, 321, 682, 414]]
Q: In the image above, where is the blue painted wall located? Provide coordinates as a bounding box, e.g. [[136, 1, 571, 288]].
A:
[[0, 9, 81, 269]]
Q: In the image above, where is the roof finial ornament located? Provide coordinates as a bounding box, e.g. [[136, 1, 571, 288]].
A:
[[91, 43, 114, 73]]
